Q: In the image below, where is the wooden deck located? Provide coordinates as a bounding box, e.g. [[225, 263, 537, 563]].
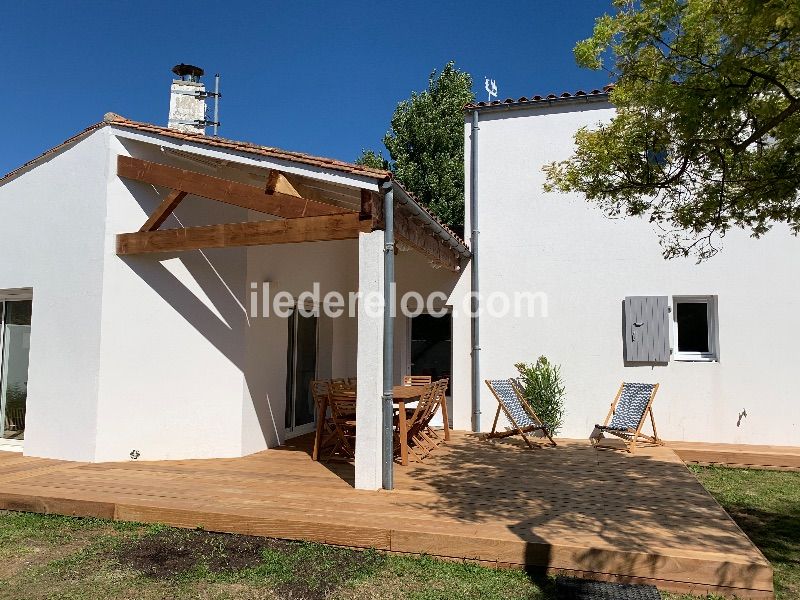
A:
[[0, 432, 773, 598], [669, 440, 800, 471]]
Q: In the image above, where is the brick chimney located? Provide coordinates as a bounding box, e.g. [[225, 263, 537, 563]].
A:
[[168, 64, 207, 134]]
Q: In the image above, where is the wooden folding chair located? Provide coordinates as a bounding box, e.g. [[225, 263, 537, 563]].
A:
[[311, 380, 336, 461], [592, 382, 662, 453], [403, 375, 432, 386], [483, 379, 557, 449], [409, 379, 451, 461], [324, 392, 357, 462], [397, 382, 442, 462]]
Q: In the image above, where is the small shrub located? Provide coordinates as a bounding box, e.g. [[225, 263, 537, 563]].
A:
[[514, 357, 566, 436]]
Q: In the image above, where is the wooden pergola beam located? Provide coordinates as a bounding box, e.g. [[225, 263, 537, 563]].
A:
[[118, 156, 350, 219], [117, 213, 368, 255], [139, 190, 187, 232]]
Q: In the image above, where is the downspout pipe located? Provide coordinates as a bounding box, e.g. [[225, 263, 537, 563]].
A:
[[381, 182, 395, 490], [470, 110, 481, 432]]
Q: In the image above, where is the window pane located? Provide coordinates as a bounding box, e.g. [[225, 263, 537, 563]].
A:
[[5, 300, 31, 325], [677, 302, 709, 353], [293, 314, 318, 428]]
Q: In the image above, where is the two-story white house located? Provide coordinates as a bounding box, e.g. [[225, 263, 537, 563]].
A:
[[0, 73, 797, 491], [452, 89, 799, 448]]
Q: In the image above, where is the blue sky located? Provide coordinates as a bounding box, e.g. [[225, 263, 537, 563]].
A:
[[0, 1, 613, 176]]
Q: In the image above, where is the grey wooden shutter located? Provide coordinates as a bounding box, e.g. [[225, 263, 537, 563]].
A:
[[623, 296, 670, 363]]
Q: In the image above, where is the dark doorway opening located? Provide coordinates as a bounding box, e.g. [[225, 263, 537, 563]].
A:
[[410, 314, 452, 394]]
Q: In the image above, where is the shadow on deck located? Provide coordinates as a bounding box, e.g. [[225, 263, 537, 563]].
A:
[[0, 432, 774, 598]]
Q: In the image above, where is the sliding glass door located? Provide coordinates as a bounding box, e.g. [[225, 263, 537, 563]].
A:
[[1, 299, 32, 441], [284, 307, 318, 438]]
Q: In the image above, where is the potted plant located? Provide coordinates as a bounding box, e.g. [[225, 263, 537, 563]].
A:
[[514, 356, 565, 436]]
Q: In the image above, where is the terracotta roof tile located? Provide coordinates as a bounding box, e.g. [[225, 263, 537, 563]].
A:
[[104, 114, 392, 180], [0, 114, 392, 185], [0, 114, 467, 251]]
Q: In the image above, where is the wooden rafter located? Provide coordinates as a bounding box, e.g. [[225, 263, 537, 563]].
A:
[[265, 170, 309, 199], [139, 190, 187, 232], [118, 156, 349, 219], [358, 188, 461, 270], [117, 213, 368, 255], [359, 189, 377, 227]]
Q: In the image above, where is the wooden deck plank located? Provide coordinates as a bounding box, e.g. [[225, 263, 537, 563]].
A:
[[0, 432, 774, 598], [668, 440, 800, 470]]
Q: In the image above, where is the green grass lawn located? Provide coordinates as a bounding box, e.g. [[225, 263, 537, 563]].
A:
[[0, 465, 796, 599], [679, 465, 800, 600]]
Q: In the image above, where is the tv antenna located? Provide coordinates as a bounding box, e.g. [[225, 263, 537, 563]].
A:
[[484, 77, 498, 102]]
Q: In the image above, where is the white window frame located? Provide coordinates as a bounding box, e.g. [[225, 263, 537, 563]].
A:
[[672, 295, 719, 362]]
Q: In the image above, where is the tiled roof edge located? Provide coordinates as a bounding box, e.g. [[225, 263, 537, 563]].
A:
[[465, 85, 614, 111]]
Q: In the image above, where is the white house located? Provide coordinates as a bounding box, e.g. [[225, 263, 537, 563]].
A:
[[453, 89, 800, 447], [0, 72, 797, 492], [0, 67, 470, 491]]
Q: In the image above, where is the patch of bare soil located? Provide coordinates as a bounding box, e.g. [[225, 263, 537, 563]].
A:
[[116, 530, 273, 578], [116, 530, 385, 600]]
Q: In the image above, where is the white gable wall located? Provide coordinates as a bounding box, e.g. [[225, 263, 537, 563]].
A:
[[457, 102, 800, 445], [0, 130, 110, 461], [92, 134, 251, 462]]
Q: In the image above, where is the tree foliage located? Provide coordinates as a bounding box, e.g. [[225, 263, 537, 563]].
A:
[[544, 0, 800, 259], [354, 149, 388, 170], [358, 62, 475, 231]]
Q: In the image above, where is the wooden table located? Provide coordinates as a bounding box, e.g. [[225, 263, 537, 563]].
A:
[[312, 384, 450, 466]]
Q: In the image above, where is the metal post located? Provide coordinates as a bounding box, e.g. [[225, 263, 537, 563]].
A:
[[470, 110, 481, 432], [213, 74, 220, 137], [381, 182, 395, 490]]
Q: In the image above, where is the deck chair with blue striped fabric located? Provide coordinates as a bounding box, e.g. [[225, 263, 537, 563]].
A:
[[590, 382, 662, 453], [483, 379, 557, 449]]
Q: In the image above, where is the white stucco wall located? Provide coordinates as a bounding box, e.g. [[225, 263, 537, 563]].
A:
[[457, 101, 800, 445], [0, 123, 473, 465], [242, 237, 360, 454], [92, 134, 250, 461], [0, 130, 110, 461]]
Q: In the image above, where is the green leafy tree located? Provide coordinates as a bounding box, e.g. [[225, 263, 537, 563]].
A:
[[358, 62, 475, 231], [355, 149, 389, 170], [544, 0, 800, 260]]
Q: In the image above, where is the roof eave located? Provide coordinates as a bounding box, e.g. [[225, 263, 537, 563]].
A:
[[465, 92, 611, 114], [391, 181, 471, 259]]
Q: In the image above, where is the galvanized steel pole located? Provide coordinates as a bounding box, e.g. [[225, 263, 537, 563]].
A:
[[381, 182, 395, 489], [470, 110, 481, 432]]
